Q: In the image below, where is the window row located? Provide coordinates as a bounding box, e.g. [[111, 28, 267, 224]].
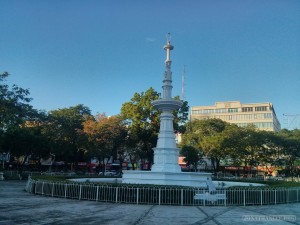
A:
[[192, 106, 270, 115], [194, 113, 273, 121], [237, 122, 274, 129], [192, 108, 238, 114]]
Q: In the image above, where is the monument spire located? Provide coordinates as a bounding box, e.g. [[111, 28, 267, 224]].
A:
[[162, 33, 174, 99], [150, 33, 183, 172], [122, 34, 213, 188]]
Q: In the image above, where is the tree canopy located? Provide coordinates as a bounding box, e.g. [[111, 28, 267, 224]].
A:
[[0, 72, 39, 133], [1, 72, 300, 176], [83, 113, 127, 164], [121, 87, 189, 167], [43, 104, 92, 162]]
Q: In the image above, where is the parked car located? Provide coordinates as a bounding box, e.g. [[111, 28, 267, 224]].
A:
[[265, 175, 284, 181], [99, 170, 117, 176]]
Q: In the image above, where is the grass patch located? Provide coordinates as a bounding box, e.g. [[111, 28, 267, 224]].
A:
[[213, 178, 300, 189]]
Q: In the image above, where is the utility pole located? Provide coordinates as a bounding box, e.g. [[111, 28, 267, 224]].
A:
[[182, 65, 185, 101]]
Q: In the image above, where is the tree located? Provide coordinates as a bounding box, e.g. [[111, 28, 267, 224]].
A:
[[240, 126, 272, 176], [3, 118, 51, 171], [180, 145, 202, 172], [1, 72, 31, 132], [181, 119, 229, 172], [0, 72, 46, 171], [221, 123, 245, 166], [223, 125, 273, 175], [258, 131, 283, 174], [277, 129, 300, 176], [121, 87, 189, 168], [121, 88, 160, 167], [173, 97, 189, 133], [83, 114, 128, 168], [43, 104, 91, 165]]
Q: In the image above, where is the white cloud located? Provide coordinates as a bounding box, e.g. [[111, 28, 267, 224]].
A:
[[146, 37, 156, 42]]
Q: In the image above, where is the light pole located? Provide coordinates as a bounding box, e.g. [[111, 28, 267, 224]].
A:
[[2, 152, 6, 170], [104, 158, 108, 176]]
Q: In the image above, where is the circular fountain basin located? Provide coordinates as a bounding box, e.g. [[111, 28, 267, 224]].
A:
[[213, 181, 266, 188], [69, 178, 266, 188]]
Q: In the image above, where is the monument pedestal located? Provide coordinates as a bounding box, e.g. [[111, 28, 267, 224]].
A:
[[122, 170, 212, 188]]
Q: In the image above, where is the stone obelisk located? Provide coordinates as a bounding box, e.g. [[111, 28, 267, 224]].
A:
[[151, 34, 183, 172], [122, 34, 212, 188]]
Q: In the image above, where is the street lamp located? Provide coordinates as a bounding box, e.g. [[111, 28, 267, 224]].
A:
[[2, 152, 6, 170], [104, 158, 108, 176]]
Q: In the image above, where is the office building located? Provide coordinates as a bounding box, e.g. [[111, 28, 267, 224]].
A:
[[190, 101, 281, 131]]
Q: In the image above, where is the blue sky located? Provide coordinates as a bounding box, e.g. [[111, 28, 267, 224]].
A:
[[1, 0, 299, 129]]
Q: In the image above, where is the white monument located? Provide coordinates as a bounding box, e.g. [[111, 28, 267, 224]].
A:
[[122, 34, 213, 187]]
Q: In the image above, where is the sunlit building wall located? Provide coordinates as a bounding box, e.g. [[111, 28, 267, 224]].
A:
[[190, 101, 281, 132]]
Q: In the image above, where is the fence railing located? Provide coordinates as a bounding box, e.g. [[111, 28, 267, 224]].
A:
[[25, 178, 300, 206]]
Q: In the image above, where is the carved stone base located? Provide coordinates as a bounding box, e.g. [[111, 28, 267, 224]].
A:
[[122, 170, 212, 188]]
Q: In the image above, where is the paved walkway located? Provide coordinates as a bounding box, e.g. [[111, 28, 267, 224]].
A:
[[0, 181, 300, 225]]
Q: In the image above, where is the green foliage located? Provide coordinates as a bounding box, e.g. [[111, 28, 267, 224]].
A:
[[173, 97, 189, 133], [120, 87, 160, 165], [83, 114, 128, 163], [180, 145, 202, 171], [181, 119, 229, 172], [0, 72, 34, 132], [0, 72, 49, 165], [43, 104, 92, 162], [121, 87, 189, 166], [276, 129, 300, 175], [181, 119, 300, 175], [2, 71, 299, 177]]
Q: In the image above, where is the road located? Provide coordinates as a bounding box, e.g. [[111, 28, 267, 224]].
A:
[[0, 180, 300, 225]]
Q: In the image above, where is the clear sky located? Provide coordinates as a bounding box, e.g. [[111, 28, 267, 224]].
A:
[[1, 0, 299, 129]]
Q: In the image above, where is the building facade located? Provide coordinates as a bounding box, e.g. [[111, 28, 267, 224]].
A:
[[190, 101, 281, 132]]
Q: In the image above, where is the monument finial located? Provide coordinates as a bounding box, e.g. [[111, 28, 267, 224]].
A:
[[166, 32, 171, 43], [164, 33, 174, 62]]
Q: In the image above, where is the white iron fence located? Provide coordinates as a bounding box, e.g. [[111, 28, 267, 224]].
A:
[[25, 178, 300, 206]]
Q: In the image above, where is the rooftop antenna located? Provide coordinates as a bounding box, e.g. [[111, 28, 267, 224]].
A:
[[182, 65, 185, 101], [166, 32, 171, 43]]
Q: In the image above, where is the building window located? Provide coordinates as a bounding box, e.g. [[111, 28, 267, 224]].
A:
[[255, 106, 268, 111], [264, 113, 272, 119], [228, 108, 238, 113], [215, 108, 227, 114], [242, 107, 253, 112]]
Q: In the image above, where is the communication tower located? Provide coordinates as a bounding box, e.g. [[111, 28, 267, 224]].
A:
[[283, 114, 300, 129]]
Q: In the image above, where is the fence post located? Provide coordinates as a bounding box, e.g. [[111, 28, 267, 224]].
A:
[[181, 189, 184, 206], [96, 186, 99, 201], [64, 184, 67, 198], [159, 188, 161, 205], [260, 189, 263, 205], [35, 181, 38, 194], [52, 183, 54, 197], [137, 188, 139, 205], [224, 190, 227, 206], [79, 185, 82, 200], [275, 189, 277, 205], [42, 182, 44, 196], [243, 189, 246, 206], [115, 187, 118, 203]]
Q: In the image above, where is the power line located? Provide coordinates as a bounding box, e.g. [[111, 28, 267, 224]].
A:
[[283, 114, 300, 129]]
